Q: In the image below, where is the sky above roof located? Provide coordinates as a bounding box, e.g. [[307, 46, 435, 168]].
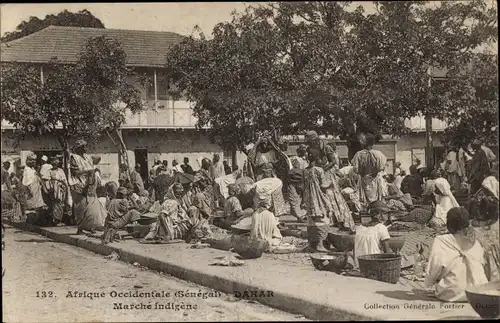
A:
[[0, 2, 377, 37]]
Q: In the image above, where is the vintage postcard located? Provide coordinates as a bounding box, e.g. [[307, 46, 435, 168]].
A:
[[1, 2, 499, 322]]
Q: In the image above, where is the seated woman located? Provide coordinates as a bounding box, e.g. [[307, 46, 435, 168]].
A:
[[428, 177, 460, 230], [214, 184, 253, 230], [422, 170, 440, 204], [135, 190, 153, 213], [354, 201, 393, 267], [102, 187, 142, 243], [385, 174, 413, 212], [142, 199, 211, 243], [338, 177, 362, 215], [468, 175, 499, 282], [250, 191, 283, 250], [424, 207, 488, 302], [401, 165, 423, 201]]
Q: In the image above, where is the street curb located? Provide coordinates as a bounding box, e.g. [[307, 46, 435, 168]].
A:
[[5, 220, 375, 321]]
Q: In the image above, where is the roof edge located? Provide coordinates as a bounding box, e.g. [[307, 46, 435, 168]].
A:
[[2, 25, 186, 45]]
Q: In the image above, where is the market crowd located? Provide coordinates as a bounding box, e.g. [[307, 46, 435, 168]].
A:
[[1, 134, 498, 303]]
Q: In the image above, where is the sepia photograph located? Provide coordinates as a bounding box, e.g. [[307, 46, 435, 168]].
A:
[[1, 1, 499, 321]]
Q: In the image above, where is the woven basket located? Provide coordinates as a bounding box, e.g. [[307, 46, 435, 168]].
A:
[[358, 253, 402, 284], [231, 235, 269, 259]]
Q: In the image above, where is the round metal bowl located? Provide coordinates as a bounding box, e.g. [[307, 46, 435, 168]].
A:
[[310, 252, 348, 274], [327, 232, 355, 252], [465, 282, 500, 319]]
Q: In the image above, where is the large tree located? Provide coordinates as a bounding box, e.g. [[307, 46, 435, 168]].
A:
[[442, 53, 499, 149], [166, 1, 497, 159], [1, 36, 146, 172], [1, 9, 104, 42]]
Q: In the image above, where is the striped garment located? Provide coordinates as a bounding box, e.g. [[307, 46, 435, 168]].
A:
[[143, 200, 210, 241]]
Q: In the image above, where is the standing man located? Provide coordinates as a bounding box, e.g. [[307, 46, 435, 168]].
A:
[[393, 162, 402, 177], [211, 154, 225, 180], [158, 160, 172, 176], [351, 133, 388, 208], [223, 160, 232, 175], [39, 155, 52, 190], [152, 157, 162, 174], [118, 163, 130, 187], [47, 156, 69, 226], [181, 157, 195, 175], [172, 159, 184, 173], [444, 146, 461, 192], [287, 145, 308, 222], [468, 139, 491, 196], [458, 144, 473, 186], [130, 163, 145, 194], [1, 161, 11, 191]]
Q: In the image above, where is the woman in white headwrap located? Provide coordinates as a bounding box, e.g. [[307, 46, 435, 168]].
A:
[[250, 186, 282, 247], [429, 177, 460, 229]]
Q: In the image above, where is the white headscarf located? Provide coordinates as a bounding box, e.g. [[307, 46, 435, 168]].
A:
[[434, 178, 460, 222], [253, 177, 282, 210], [482, 176, 499, 200]]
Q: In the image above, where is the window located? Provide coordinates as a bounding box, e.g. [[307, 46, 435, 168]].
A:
[[145, 70, 155, 100], [157, 70, 169, 100]]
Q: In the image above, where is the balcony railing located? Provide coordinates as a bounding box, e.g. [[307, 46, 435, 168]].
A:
[[2, 109, 446, 132], [122, 100, 198, 128], [404, 116, 447, 132]]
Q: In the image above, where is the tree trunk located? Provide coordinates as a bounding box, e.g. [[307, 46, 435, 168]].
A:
[[115, 128, 130, 170], [57, 135, 70, 178], [231, 150, 238, 171], [106, 128, 130, 180], [425, 115, 434, 170], [347, 134, 362, 163]]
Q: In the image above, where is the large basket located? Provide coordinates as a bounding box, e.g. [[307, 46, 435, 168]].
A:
[[358, 253, 402, 284], [231, 235, 269, 259], [205, 237, 233, 251]]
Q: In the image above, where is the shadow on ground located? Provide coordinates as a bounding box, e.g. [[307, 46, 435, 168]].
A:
[[14, 239, 61, 244]]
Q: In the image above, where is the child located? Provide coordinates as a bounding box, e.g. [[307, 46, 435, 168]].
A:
[[224, 184, 243, 220], [301, 148, 333, 252], [354, 201, 393, 267]]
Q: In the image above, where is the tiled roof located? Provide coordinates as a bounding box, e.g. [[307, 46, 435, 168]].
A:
[[1, 26, 185, 67]]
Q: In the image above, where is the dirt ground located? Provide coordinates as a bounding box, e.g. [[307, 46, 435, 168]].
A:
[[2, 227, 310, 322]]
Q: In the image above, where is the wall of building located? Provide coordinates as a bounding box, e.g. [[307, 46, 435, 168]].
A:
[[395, 133, 445, 173], [1, 129, 223, 183], [122, 130, 223, 171]]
